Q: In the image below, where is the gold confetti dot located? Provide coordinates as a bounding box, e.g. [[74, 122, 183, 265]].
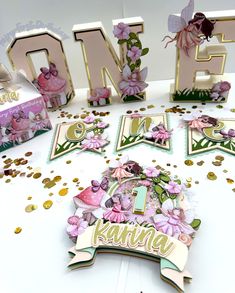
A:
[[66, 160, 72, 164], [197, 161, 204, 166], [14, 227, 22, 234], [78, 187, 84, 191], [226, 178, 234, 184], [195, 181, 199, 184], [184, 160, 194, 166], [43, 200, 53, 209], [223, 170, 228, 173], [49, 192, 53, 196], [53, 176, 62, 182], [44, 180, 56, 189], [207, 172, 217, 180], [212, 161, 222, 166], [33, 173, 42, 179], [232, 188, 235, 192], [25, 152, 32, 157], [230, 108, 235, 113], [27, 196, 32, 200], [5, 179, 11, 183], [186, 177, 192, 182], [215, 155, 224, 161], [59, 188, 68, 196], [42, 178, 50, 184], [25, 204, 37, 213], [73, 178, 79, 183]]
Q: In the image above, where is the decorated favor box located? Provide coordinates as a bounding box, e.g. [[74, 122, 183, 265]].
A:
[[0, 65, 52, 152]]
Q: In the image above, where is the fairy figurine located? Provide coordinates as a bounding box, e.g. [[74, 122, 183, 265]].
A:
[[163, 0, 215, 55], [103, 193, 131, 223]]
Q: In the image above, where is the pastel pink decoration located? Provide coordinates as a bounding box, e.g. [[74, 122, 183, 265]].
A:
[[178, 233, 193, 246], [188, 118, 212, 130], [97, 121, 108, 129], [109, 155, 134, 183], [127, 46, 142, 62], [73, 18, 143, 102], [143, 167, 160, 178], [119, 65, 148, 96], [83, 115, 95, 124], [7, 29, 74, 104], [81, 132, 108, 150], [113, 22, 131, 40], [165, 181, 182, 194], [88, 88, 111, 106], [11, 111, 30, 131], [144, 123, 172, 145], [66, 217, 88, 242], [74, 186, 106, 208], [103, 203, 126, 223], [153, 199, 195, 237]]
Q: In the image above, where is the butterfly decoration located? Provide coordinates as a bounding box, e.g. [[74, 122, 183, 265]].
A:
[[91, 177, 109, 192], [163, 0, 215, 56]]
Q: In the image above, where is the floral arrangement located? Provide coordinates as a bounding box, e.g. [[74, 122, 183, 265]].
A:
[[113, 22, 149, 102], [66, 156, 201, 247]]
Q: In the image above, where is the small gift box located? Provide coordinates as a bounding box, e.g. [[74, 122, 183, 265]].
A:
[[0, 64, 52, 152]]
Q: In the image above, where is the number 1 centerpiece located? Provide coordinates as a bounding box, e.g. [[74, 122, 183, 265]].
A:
[[67, 156, 201, 292]]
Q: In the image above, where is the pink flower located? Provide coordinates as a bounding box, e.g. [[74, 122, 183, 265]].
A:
[[144, 123, 172, 145], [83, 115, 95, 124], [178, 233, 193, 247], [130, 113, 143, 119], [153, 199, 195, 238], [219, 81, 231, 92], [127, 46, 142, 62], [165, 181, 182, 194], [113, 22, 131, 40], [66, 217, 88, 242], [97, 121, 108, 129], [109, 155, 133, 183], [139, 180, 152, 187], [119, 65, 148, 96], [81, 132, 108, 150], [220, 129, 235, 139], [143, 167, 160, 178]]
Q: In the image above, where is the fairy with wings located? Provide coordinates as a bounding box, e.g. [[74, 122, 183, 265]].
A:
[[163, 0, 215, 56]]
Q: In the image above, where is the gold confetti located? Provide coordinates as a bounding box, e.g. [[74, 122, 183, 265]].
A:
[[78, 187, 84, 191], [49, 192, 53, 196], [207, 172, 217, 180], [215, 155, 224, 161], [195, 181, 199, 184], [14, 227, 22, 234], [226, 178, 234, 184], [66, 160, 72, 164], [25, 152, 32, 157], [232, 188, 235, 192], [73, 178, 79, 183], [197, 160, 204, 166], [230, 108, 235, 113], [184, 160, 194, 166], [53, 176, 62, 182], [27, 196, 32, 200], [44, 180, 56, 189], [43, 200, 53, 209], [186, 177, 192, 182], [59, 188, 68, 196], [33, 172, 42, 179], [5, 179, 11, 183], [25, 204, 37, 213], [42, 178, 50, 184], [147, 104, 155, 109], [212, 161, 222, 166]]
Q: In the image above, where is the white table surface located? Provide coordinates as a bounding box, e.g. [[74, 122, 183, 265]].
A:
[[1, 76, 235, 293]]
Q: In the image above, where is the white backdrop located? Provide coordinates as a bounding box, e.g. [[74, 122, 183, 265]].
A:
[[0, 0, 235, 89]]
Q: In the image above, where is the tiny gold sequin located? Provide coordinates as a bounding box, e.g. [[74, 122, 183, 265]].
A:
[[226, 178, 234, 184], [43, 200, 53, 209], [186, 177, 192, 182], [5, 179, 11, 183], [73, 178, 79, 183], [14, 227, 22, 234], [59, 188, 68, 196], [25, 204, 37, 213], [27, 196, 32, 200], [33, 173, 41, 179], [66, 160, 72, 164], [207, 172, 217, 180], [212, 161, 222, 166], [42, 178, 50, 184], [49, 192, 53, 196], [230, 108, 235, 113], [78, 187, 84, 191], [25, 152, 32, 157], [197, 160, 204, 166], [215, 155, 224, 161], [184, 160, 194, 166], [195, 181, 199, 184], [232, 188, 235, 192], [53, 176, 62, 182], [44, 180, 56, 189]]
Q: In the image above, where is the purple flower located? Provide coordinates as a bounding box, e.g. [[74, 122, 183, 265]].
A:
[[144, 123, 172, 145], [220, 81, 231, 92], [127, 46, 142, 62], [220, 129, 235, 139], [96, 121, 108, 129], [66, 217, 88, 242], [119, 65, 148, 96], [165, 181, 182, 194], [81, 132, 109, 150], [83, 115, 95, 124], [113, 22, 131, 40], [153, 199, 195, 238], [143, 166, 160, 178]]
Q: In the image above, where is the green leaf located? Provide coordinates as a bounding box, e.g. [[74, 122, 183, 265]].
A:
[[130, 64, 136, 71], [152, 177, 161, 184], [134, 42, 142, 49], [174, 179, 181, 185], [169, 194, 177, 200], [156, 208, 162, 214], [129, 32, 137, 39], [135, 59, 141, 67], [190, 219, 201, 230], [126, 56, 132, 64], [140, 174, 147, 180], [159, 174, 170, 183], [118, 39, 126, 45], [154, 185, 164, 195], [141, 48, 149, 56], [158, 192, 168, 204]]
